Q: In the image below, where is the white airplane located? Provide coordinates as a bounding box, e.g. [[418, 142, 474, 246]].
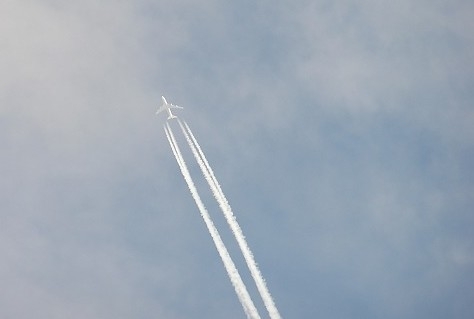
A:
[[156, 96, 183, 119]]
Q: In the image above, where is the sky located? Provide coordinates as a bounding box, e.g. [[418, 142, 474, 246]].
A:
[[1, 0, 473, 318]]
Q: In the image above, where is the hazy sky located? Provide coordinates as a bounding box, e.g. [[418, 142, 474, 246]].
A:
[[1, 1, 473, 318]]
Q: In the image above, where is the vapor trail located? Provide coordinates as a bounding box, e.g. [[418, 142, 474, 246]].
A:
[[164, 122, 261, 319], [178, 119, 282, 319]]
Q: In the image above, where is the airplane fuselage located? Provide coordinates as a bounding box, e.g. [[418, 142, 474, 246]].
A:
[[157, 96, 183, 120]]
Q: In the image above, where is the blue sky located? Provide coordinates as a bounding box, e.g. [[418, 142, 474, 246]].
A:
[[1, 0, 473, 318]]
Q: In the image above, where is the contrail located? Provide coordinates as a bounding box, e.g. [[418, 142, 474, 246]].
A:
[[178, 119, 282, 319], [164, 122, 261, 319]]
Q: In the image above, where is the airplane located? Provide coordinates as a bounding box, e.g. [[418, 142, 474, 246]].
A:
[[156, 96, 183, 119]]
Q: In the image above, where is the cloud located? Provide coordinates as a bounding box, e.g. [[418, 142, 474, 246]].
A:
[[1, 0, 473, 318]]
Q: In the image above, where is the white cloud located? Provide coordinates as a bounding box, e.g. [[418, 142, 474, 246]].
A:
[[1, 1, 473, 318]]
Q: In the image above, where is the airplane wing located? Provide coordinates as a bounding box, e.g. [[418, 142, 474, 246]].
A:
[[156, 105, 167, 114], [156, 96, 183, 115]]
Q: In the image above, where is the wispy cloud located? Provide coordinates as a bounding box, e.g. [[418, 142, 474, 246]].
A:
[[1, 0, 473, 318]]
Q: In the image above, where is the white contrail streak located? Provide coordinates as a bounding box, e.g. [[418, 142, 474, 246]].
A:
[[178, 119, 282, 319], [164, 122, 261, 319]]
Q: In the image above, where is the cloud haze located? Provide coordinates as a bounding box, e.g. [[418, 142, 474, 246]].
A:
[[1, 0, 473, 318]]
